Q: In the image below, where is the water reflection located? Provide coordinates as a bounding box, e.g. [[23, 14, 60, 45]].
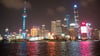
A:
[[37, 42, 47, 56], [59, 42, 67, 56], [79, 41, 92, 56], [0, 41, 100, 56], [47, 42, 56, 56], [91, 41, 100, 56], [68, 41, 80, 56], [27, 42, 39, 56], [0, 42, 8, 56], [7, 42, 26, 56]]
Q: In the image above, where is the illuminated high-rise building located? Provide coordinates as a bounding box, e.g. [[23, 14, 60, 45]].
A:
[[31, 26, 38, 37], [73, 4, 80, 39], [80, 21, 88, 40], [41, 24, 46, 30], [41, 24, 46, 38], [73, 4, 79, 28], [51, 21, 56, 34], [44, 30, 49, 39], [56, 20, 62, 35], [51, 20, 62, 35], [86, 23, 92, 39], [22, 0, 27, 39]]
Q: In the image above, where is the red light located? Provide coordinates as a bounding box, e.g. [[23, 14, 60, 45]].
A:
[[81, 21, 86, 26]]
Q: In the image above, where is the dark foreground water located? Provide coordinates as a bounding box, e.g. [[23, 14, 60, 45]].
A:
[[0, 41, 100, 56]]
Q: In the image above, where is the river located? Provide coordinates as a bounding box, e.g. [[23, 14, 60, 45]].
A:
[[0, 41, 100, 56]]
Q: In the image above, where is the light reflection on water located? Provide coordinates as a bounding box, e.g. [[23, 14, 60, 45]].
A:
[[7, 42, 27, 56], [0, 41, 100, 56], [27, 42, 39, 56], [68, 41, 81, 56], [79, 41, 92, 56], [47, 42, 56, 56]]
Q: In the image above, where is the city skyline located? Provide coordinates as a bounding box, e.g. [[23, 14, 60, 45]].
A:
[[0, 0, 100, 34]]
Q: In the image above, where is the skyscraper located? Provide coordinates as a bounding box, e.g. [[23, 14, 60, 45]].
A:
[[51, 21, 56, 35], [73, 4, 79, 28], [56, 20, 62, 35], [51, 20, 62, 35], [41, 24, 46, 39], [30, 26, 38, 37]]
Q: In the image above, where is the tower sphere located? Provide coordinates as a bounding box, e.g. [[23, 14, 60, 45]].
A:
[[74, 4, 77, 8]]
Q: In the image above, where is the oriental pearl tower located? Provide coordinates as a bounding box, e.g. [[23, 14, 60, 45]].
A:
[[22, 0, 27, 39]]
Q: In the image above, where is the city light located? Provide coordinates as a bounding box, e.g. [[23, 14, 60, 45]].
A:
[[5, 28, 9, 32], [22, 32, 26, 39], [29, 37, 39, 41], [81, 26, 87, 33], [81, 21, 86, 26], [48, 32, 54, 39], [23, 15, 26, 18], [61, 33, 65, 37], [19, 29, 22, 32], [74, 4, 77, 8], [81, 22, 87, 33], [86, 23, 91, 26], [70, 23, 76, 27], [31, 27, 38, 37]]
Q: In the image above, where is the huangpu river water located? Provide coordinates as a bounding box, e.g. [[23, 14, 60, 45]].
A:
[[0, 41, 100, 56]]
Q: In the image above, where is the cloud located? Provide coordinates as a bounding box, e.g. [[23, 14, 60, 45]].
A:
[[1, 0, 31, 9], [80, 0, 96, 7], [47, 8, 55, 15], [47, 6, 66, 16], [56, 6, 66, 13]]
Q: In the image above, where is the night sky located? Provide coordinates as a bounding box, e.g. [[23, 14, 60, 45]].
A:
[[0, 0, 100, 35]]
